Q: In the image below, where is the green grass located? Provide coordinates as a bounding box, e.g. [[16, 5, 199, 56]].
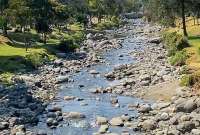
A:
[[0, 23, 84, 75]]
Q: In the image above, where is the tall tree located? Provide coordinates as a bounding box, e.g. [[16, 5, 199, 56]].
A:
[[0, 0, 9, 36]]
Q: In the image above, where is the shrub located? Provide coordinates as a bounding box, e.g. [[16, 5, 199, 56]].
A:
[[96, 17, 122, 30], [170, 50, 188, 66], [25, 51, 50, 68], [180, 72, 200, 88], [180, 74, 192, 86], [163, 32, 190, 56], [72, 31, 85, 43], [59, 39, 79, 52]]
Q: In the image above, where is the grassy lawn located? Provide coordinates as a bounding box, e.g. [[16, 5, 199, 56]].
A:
[[168, 18, 200, 71], [0, 24, 84, 75], [185, 22, 200, 71]]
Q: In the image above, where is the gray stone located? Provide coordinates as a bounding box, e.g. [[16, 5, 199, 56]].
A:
[[56, 76, 69, 84], [138, 104, 152, 113], [192, 129, 200, 135], [183, 99, 197, 113], [160, 112, 169, 121], [0, 122, 9, 130], [109, 117, 124, 126], [98, 125, 109, 134], [64, 96, 76, 101], [46, 118, 54, 126], [141, 119, 157, 131], [63, 112, 86, 119], [177, 121, 195, 133], [96, 116, 108, 125]]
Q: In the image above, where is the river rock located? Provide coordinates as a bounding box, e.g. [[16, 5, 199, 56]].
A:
[[89, 70, 99, 75], [46, 118, 54, 126], [110, 98, 118, 104], [96, 116, 108, 125], [192, 129, 200, 135], [159, 112, 169, 121], [141, 119, 157, 131], [16, 132, 25, 135], [11, 125, 26, 135], [98, 125, 109, 134], [151, 102, 170, 110], [47, 112, 57, 118], [109, 117, 124, 126], [37, 130, 47, 135], [0, 122, 9, 130], [138, 104, 152, 113], [64, 96, 76, 101], [177, 121, 195, 133], [63, 112, 86, 119], [183, 99, 197, 113], [121, 115, 131, 122], [48, 106, 62, 112], [148, 37, 162, 44], [56, 76, 69, 84]]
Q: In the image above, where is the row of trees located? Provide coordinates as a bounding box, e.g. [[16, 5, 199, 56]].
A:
[[0, 0, 141, 43], [142, 0, 200, 37]]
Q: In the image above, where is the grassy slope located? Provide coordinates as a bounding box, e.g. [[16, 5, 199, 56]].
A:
[[168, 19, 200, 71], [0, 24, 83, 74]]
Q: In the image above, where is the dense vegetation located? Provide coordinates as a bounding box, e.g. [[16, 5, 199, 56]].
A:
[[141, 0, 200, 88]]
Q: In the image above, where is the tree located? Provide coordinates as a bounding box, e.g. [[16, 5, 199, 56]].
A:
[[7, 0, 31, 32], [142, 0, 192, 37], [29, 0, 54, 44], [180, 0, 188, 37], [0, 0, 9, 36]]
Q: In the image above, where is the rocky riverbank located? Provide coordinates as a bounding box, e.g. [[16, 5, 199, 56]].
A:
[[95, 24, 184, 100], [0, 18, 194, 135], [0, 24, 123, 134], [88, 22, 200, 135]]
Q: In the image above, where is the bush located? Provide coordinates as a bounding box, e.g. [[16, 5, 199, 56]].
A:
[[170, 50, 188, 66], [180, 72, 200, 88], [180, 74, 192, 86], [25, 51, 50, 68], [59, 39, 79, 52], [163, 32, 190, 56], [96, 17, 122, 30]]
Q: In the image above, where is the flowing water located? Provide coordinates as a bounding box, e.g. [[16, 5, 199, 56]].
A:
[[33, 20, 149, 135]]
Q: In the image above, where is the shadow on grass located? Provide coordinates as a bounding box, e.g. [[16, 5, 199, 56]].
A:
[[188, 35, 200, 40], [0, 55, 34, 73]]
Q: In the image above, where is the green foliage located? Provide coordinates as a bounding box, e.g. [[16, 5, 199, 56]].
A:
[[59, 39, 79, 52], [96, 17, 121, 30], [25, 51, 50, 68], [180, 74, 192, 86], [163, 32, 190, 56], [170, 50, 188, 66], [0, 72, 13, 85], [0, 56, 30, 73]]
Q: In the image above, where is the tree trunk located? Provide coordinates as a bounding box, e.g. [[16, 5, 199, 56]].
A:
[[2, 21, 7, 36], [181, 0, 188, 37], [43, 33, 47, 45]]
